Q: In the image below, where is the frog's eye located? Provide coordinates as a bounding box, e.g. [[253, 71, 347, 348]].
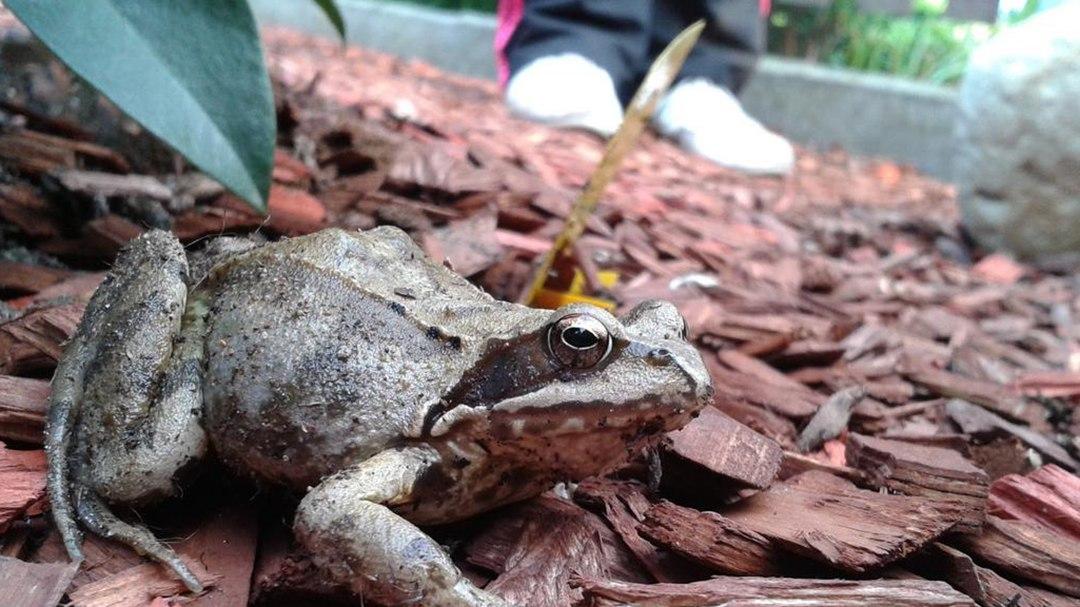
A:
[[547, 313, 612, 369]]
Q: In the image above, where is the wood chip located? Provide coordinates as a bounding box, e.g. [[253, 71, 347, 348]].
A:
[[0, 303, 83, 375], [272, 148, 314, 186], [6, 273, 104, 310], [481, 495, 644, 607], [0, 130, 76, 175], [905, 364, 1039, 426], [89, 215, 146, 252], [777, 450, 867, 484], [663, 406, 782, 490], [846, 433, 988, 533], [265, 185, 328, 234], [954, 516, 1080, 598], [68, 557, 219, 607], [214, 185, 328, 236], [766, 339, 846, 368], [0, 184, 62, 240], [31, 531, 146, 592], [709, 363, 820, 420], [968, 437, 1034, 482], [493, 229, 551, 255], [639, 500, 780, 576], [717, 350, 813, 394], [1020, 585, 1079, 607], [722, 470, 964, 572], [428, 210, 504, 276], [946, 399, 1077, 471], [971, 254, 1025, 285], [0, 376, 48, 445], [1014, 370, 1080, 398], [909, 542, 1056, 607], [174, 501, 260, 607], [573, 479, 695, 583], [387, 143, 502, 195], [0, 128, 128, 174], [249, 523, 351, 606], [171, 205, 264, 241], [52, 169, 172, 200], [576, 575, 977, 607], [0, 262, 74, 296], [0, 556, 78, 607], [0, 444, 46, 532], [988, 465, 1080, 540], [796, 385, 865, 452]]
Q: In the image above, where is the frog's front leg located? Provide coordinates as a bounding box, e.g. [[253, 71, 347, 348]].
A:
[[294, 446, 510, 607]]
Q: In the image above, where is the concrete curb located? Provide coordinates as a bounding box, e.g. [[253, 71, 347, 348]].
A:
[[253, 0, 958, 180], [739, 59, 958, 181]]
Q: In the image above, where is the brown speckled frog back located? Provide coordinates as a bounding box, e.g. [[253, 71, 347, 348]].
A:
[[197, 227, 546, 489]]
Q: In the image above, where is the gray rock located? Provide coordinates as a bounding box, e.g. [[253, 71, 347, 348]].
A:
[[956, 2, 1080, 262]]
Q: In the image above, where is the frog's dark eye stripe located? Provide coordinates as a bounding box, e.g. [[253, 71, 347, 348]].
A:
[[547, 313, 612, 369]]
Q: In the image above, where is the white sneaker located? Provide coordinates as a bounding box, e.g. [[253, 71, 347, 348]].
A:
[[653, 78, 795, 175], [505, 54, 624, 137]]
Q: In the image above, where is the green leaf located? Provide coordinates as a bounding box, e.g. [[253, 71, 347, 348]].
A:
[[6, 0, 274, 213], [311, 0, 347, 41]]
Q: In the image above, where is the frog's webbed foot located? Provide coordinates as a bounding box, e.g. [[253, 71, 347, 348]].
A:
[[294, 447, 511, 607], [72, 485, 204, 591], [45, 230, 209, 593]]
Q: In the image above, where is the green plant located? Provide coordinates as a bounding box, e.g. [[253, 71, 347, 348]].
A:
[[768, 0, 1013, 86], [5, 0, 345, 213], [385, 0, 497, 12], [1002, 0, 1040, 24]]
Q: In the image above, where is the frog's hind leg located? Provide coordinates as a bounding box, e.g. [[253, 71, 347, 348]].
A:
[[73, 485, 204, 591], [44, 230, 209, 593]]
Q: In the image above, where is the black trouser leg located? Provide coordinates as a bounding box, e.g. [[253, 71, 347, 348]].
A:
[[651, 0, 765, 93], [505, 1, 765, 101], [504, 0, 654, 102]]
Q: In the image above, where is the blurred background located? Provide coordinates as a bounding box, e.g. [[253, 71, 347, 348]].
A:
[[377, 0, 1050, 86], [252, 0, 1060, 181], [250, 0, 1080, 263]]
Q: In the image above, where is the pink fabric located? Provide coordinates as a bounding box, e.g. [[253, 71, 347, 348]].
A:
[[494, 0, 772, 88], [495, 0, 525, 87]]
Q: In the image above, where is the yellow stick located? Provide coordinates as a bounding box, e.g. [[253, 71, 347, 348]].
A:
[[520, 20, 706, 305]]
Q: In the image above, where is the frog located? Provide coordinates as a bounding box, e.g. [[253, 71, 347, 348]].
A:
[[45, 226, 712, 606]]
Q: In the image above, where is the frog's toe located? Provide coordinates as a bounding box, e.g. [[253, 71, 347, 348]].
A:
[[295, 448, 513, 606], [73, 485, 204, 593]]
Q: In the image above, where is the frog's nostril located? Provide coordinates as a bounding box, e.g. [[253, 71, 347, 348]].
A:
[[702, 382, 715, 400]]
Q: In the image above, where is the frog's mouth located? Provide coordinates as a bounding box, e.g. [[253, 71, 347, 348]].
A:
[[425, 395, 699, 438], [475, 397, 701, 482], [422, 353, 709, 482], [490, 393, 702, 437]]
